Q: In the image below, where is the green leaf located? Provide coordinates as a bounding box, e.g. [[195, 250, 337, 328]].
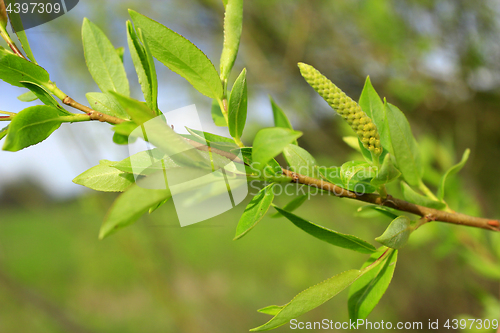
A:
[[211, 99, 227, 126], [3, 105, 65, 151], [115, 47, 125, 63], [343, 136, 361, 153], [20, 81, 70, 114], [86, 92, 129, 119], [0, 125, 8, 140], [137, 28, 159, 114], [283, 144, 317, 178], [112, 132, 129, 145], [437, 148, 470, 201], [348, 248, 398, 321], [73, 160, 135, 192], [271, 194, 308, 218], [148, 197, 170, 214], [82, 18, 130, 96], [275, 207, 376, 254], [375, 216, 412, 249], [401, 181, 446, 210], [17, 90, 37, 102], [270, 96, 297, 145], [251, 269, 362, 331], [257, 305, 284, 316], [109, 92, 156, 125], [6, 8, 36, 63], [252, 128, 302, 171], [355, 205, 400, 220], [112, 121, 138, 137], [112, 148, 178, 175], [371, 153, 401, 186], [384, 102, 422, 186], [220, 0, 243, 81], [228, 68, 247, 140], [127, 21, 159, 113], [0, 47, 49, 87], [340, 161, 377, 193], [359, 76, 391, 153], [238, 147, 289, 182], [234, 184, 275, 240], [129, 10, 223, 100], [99, 173, 171, 239], [185, 127, 235, 145]]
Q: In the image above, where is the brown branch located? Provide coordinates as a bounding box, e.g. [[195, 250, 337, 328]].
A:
[[281, 169, 500, 232], [61, 96, 126, 124]]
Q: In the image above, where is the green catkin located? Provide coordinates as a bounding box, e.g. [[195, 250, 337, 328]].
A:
[[298, 62, 382, 156]]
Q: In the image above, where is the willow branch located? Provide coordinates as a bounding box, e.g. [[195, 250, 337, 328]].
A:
[[60, 96, 126, 124], [281, 169, 500, 232]]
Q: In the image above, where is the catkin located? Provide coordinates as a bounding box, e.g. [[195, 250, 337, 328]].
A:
[[298, 62, 381, 155]]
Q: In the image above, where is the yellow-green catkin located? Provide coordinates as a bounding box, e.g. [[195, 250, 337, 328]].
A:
[[298, 62, 382, 156]]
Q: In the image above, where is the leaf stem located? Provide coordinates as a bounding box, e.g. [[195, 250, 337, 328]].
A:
[[45, 82, 127, 124], [0, 26, 26, 60], [418, 181, 439, 201]]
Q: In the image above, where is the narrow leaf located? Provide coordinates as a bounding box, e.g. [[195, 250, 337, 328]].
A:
[[73, 160, 135, 192], [99, 173, 171, 239], [371, 153, 401, 186], [251, 269, 362, 331], [211, 99, 227, 126], [0, 47, 49, 87], [401, 181, 446, 210], [220, 0, 243, 81], [109, 92, 156, 125], [3, 105, 64, 151], [228, 68, 247, 140], [113, 132, 129, 145], [127, 21, 159, 113], [348, 248, 398, 321], [185, 127, 235, 144], [384, 102, 422, 186], [129, 10, 223, 100], [20, 81, 70, 114], [252, 128, 302, 171], [437, 148, 470, 200], [257, 305, 284, 316], [283, 144, 317, 178], [359, 76, 391, 152], [82, 18, 130, 96], [86, 92, 129, 119], [275, 208, 376, 254], [17, 90, 37, 102], [112, 148, 178, 175], [343, 136, 361, 152], [271, 194, 308, 218], [375, 216, 412, 249], [0, 125, 8, 140], [234, 184, 275, 240], [6, 8, 36, 63], [270, 96, 296, 145]]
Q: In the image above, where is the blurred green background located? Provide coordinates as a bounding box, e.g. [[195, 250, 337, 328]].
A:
[[1, 0, 500, 332]]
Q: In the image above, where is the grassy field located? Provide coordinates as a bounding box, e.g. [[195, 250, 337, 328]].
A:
[[0, 188, 497, 333]]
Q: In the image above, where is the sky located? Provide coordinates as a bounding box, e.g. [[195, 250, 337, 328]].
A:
[[0, 0, 240, 199]]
